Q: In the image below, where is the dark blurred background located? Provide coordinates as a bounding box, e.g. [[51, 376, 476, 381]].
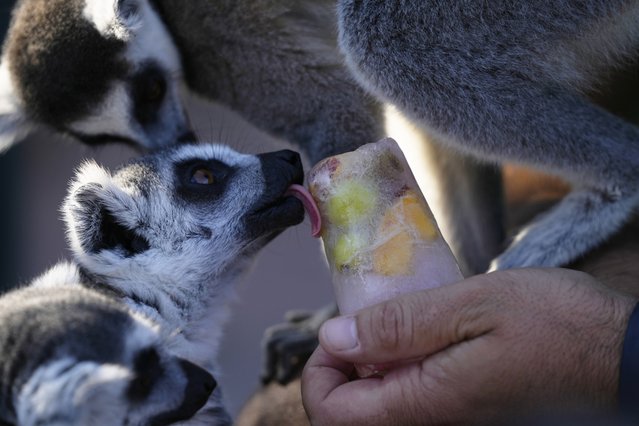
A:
[[0, 0, 17, 295], [0, 1, 333, 415]]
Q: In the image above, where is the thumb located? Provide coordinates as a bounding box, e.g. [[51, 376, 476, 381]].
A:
[[318, 274, 500, 365]]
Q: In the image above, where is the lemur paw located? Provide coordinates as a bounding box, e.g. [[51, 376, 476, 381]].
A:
[[261, 303, 337, 385]]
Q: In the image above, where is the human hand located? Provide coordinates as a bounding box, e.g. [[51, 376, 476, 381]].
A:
[[302, 268, 636, 425]]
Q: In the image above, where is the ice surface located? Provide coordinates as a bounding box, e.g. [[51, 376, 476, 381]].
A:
[[308, 138, 463, 315]]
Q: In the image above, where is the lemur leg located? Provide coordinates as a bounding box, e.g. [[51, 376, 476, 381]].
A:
[[494, 188, 639, 269], [338, 1, 639, 269], [418, 137, 505, 274], [260, 304, 337, 385]]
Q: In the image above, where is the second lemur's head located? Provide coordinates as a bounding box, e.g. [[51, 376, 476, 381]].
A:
[[63, 144, 305, 292], [0, 285, 215, 426], [0, 0, 192, 151]]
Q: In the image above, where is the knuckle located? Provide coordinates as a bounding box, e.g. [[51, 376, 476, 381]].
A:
[[369, 299, 413, 352]]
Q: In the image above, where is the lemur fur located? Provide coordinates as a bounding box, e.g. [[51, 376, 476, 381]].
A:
[[1, 143, 306, 425], [0, 0, 383, 164], [0, 0, 504, 277], [261, 1, 639, 384], [0, 282, 215, 426], [336, 0, 639, 269]]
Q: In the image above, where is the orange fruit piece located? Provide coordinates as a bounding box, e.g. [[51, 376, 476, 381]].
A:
[[401, 192, 438, 241], [373, 230, 413, 275]]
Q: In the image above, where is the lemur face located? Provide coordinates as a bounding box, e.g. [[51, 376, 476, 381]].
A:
[[0, 0, 192, 151], [0, 285, 214, 426], [63, 144, 305, 290]]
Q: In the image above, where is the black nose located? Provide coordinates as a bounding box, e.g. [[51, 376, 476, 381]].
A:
[[271, 149, 301, 166], [177, 131, 198, 144], [148, 359, 216, 426], [180, 359, 216, 408], [257, 149, 304, 186]]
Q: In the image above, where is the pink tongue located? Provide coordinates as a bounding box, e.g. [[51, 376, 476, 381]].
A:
[[286, 184, 322, 237]]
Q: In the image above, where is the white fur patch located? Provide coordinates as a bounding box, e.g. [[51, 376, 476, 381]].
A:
[[0, 60, 17, 112], [17, 358, 130, 426], [170, 143, 257, 168], [30, 262, 82, 289], [68, 83, 135, 139], [83, 0, 141, 40], [0, 59, 30, 152], [123, 0, 181, 76]]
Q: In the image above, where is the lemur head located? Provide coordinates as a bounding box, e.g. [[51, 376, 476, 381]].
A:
[[0, 0, 192, 152], [0, 284, 215, 426], [63, 143, 305, 302]]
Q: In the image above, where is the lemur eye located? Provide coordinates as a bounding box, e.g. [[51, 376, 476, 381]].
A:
[[176, 159, 233, 202], [143, 75, 166, 104], [132, 63, 170, 126], [191, 168, 215, 185]]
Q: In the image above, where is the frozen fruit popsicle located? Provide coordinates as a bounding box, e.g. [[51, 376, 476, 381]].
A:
[[305, 137, 464, 315]]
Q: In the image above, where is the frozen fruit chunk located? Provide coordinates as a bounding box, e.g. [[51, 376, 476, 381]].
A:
[[401, 192, 438, 240], [378, 190, 437, 240], [332, 233, 368, 271], [325, 180, 377, 227], [373, 230, 413, 276]]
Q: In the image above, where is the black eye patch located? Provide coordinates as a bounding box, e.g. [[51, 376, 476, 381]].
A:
[[131, 62, 169, 127], [66, 130, 139, 148], [174, 159, 235, 204]]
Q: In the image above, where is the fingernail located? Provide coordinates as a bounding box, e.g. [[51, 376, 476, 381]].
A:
[[322, 316, 358, 351]]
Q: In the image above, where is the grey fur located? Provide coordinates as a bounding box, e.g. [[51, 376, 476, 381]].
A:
[[64, 143, 304, 425], [4, 143, 305, 424], [0, 0, 502, 275], [337, 0, 639, 269], [0, 0, 383, 163], [0, 282, 215, 426], [150, 0, 384, 162]]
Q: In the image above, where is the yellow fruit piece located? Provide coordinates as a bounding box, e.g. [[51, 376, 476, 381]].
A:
[[373, 230, 413, 275], [332, 233, 367, 272], [401, 193, 438, 240], [377, 191, 438, 241], [326, 180, 378, 227]]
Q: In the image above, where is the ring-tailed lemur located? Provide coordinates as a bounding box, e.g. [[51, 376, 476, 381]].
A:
[[0, 0, 374, 392], [336, 0, 639, 270], [0, 0, 507, 275], [0, 0, 503, 387], [2, 143, 309, 424], [259, 0, 639, 385], [0, 283, 216, 426], [0, 0, 383, 164]]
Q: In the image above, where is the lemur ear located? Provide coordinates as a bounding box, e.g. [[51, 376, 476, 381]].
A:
[[84, 0, 144, 40], [64, 162, 150, 258], [0, 61, 31, 153]]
